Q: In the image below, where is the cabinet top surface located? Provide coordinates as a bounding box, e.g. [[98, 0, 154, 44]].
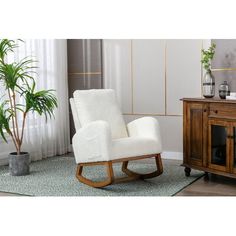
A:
[[181, 97, 236, 104]]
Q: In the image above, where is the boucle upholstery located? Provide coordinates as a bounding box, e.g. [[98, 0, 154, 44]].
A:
[[73, 89, 128, 139], [71, 89, 162, 164], [69, 98, 81, 131]]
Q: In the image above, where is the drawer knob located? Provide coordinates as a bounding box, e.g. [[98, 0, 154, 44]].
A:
[[203, 109, 207, 112], [214, 110, 218, 114]]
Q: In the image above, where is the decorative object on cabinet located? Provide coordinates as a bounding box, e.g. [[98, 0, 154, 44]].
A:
[[70, 89, 163, 188], [219, 81, 230, 99], [226, 92, 236, 100], [201, 44, 216, 98], [181, 97, 236, 180]]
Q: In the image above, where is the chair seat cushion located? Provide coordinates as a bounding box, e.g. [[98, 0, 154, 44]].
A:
[[111, 137, 161, 160]]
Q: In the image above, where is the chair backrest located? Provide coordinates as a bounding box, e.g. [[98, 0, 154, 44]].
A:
[[72, 89, 128, 139], [70, 98, 81, 131]]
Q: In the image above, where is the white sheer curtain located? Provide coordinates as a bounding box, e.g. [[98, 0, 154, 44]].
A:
[[0, 39, 70, 163]]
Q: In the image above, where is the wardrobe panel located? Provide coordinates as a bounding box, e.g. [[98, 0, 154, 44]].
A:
[[67, 39, 103, 140], [212, 39, 236, 69], [68, 39, 102, 73], [103, 40, 132, 113], [132, 40, 165, 114], [166, 40, 202, 115]]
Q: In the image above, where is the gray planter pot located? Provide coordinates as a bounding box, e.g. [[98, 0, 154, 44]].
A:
[[9, 152, 30, 176]]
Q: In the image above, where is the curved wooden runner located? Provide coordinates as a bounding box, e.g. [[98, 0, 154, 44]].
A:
[[76, 153, 163, 188]]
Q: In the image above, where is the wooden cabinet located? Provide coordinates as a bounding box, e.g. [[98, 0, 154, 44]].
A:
[[184, 102, 208, 168], [182, 98, 236, 179]]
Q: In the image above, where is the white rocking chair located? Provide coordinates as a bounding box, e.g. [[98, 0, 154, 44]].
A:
[[70, 89, 163, 187]]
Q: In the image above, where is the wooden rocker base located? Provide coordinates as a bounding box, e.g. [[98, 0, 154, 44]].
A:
[[122, 154, 163, 179], [76, 154, 163, 188]]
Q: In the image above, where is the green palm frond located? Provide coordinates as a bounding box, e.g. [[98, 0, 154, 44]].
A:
[[0, 57, 36, 91], [0, 39, 18, 62], [0, 101, 12, 142], [25, 89, 58, 120]]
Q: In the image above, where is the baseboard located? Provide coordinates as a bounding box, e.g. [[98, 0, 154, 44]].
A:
[[0, 148, 73, 167], [0, 150, 183, 166], [0, 153, 9, 166], [162, 151, 183, 160], [68, 150, 183, 161], [69, 144, 73, 152]]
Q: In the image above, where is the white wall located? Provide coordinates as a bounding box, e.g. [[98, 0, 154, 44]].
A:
[[103, 39, 204, 159]]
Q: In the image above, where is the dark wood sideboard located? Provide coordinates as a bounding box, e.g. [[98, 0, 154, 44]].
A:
[[182, 97, 236, 179]]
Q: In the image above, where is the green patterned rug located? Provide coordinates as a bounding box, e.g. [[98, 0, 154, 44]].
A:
[[0, 156, 203, 196]]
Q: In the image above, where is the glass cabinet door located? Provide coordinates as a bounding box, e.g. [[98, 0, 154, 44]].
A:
[[208, 121, 229, 172]]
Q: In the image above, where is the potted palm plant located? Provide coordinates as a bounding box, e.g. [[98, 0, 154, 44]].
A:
[[0, 39, 57, 176]]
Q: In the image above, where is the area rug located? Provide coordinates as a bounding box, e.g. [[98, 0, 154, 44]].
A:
[[0, 156, 203, 196]]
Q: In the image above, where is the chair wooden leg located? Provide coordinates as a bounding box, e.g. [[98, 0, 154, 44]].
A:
[[107, 161, 114, 183], [155, 154, 163, 176], [76, 161, 114, 188], [122, 154, 163, 180]]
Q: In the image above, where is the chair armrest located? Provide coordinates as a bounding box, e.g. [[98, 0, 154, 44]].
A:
[[72, 120, 112, 164], [127, 117, 162, 149]]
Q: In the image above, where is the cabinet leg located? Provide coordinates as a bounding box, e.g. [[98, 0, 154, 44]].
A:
[[184, 167, 191, 177], [204, 172, 209, 181]]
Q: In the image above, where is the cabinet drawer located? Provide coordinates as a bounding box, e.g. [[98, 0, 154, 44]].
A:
[[209, 104, 236, 119]]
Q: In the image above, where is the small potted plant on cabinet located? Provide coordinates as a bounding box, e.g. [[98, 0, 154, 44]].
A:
[[0, 39, 57, 176], [201, 43, 216, 98]]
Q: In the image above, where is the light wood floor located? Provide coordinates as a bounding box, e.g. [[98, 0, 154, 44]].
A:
[[1, 159, 236, 196], [0, 191, 21, 196], [176, 173, 236, 196]]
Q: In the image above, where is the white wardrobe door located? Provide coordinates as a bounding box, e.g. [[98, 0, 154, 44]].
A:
[[132, 40, 165, 114], [103, 39, 132, 113], [166, 40, 202, 115]]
